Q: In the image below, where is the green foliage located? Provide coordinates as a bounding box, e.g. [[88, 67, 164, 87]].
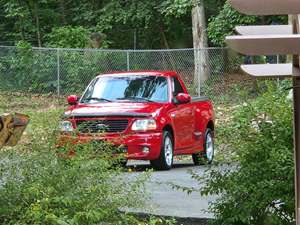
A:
[[46, 26, 90, 48], [0, 0, 196, 49], [0, 140, 152, 225], [0, 43, 129, 94], [0, 0, 288, 49], [0, 41, 59, 93], [159, 0, 193, 18], [207, 3, 258, 46], [0, 92, 176, 225], [207, 2, 288, 47], [0, 99, 149, 225], [195, 81, 295, 225]]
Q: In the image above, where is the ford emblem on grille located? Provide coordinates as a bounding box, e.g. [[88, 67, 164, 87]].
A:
[[96, 123, 108, 130]]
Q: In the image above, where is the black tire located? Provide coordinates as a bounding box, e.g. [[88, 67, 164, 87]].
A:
[[192, 128, 214, 165], [120, 159, 128, 167], [112, 157, 127, 168], [150, 131, 174, 171]]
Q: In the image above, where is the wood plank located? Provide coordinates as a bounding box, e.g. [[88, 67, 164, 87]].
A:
[[226, 34, 300, 55], [235, 25, 293, 35], [241, 64, 300, 78], [229, 0, 300, 15]]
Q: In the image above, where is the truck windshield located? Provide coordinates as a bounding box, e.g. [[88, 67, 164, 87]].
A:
[[81, 75, 168, 103]]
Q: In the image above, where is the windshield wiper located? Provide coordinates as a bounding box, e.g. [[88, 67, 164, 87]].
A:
[[82, 97, 112, 103], [117, 97, 155, 103]]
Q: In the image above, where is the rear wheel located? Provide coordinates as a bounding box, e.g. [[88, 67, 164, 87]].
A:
[[192, 128, 214, 165], [150, 131, 173, 170]]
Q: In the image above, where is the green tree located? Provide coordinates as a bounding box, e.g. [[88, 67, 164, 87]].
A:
[[207, 2, 258, 46], [0, 0, 200, 49], [46, 26, 90, 48], [207, 2, 288, 46]]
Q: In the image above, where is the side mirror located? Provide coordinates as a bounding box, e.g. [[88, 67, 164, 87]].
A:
[[67, 95, 78, 105], [175, 93, 191, 104]]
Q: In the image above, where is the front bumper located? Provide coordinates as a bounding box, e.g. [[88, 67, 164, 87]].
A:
[[58, 132, 163, 160]]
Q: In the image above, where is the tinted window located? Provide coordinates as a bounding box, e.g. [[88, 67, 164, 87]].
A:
[[81, 75, 168, 103], [172, 77, 184, 96]]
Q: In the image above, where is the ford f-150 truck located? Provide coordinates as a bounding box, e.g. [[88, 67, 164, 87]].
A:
[[59, 71, 215, 170]]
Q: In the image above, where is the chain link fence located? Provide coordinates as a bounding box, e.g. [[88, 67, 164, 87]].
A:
[[0, 46, 249, 102]]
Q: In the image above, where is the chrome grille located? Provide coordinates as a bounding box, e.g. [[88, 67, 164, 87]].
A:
[[76, 120, 129, 133]]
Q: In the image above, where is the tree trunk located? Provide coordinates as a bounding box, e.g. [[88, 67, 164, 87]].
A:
[[160, 24, 170, 49], [159, 24, 177, 71], [33, 1, 42, 47], [25, 0, 42, 47], [17, 0, 25, 40], [192, 1, 209, 96], [59, 0, 67, 25]]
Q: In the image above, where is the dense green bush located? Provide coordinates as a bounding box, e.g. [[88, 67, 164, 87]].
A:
[[0, 135, 153, 224], [193, 82, 294, 225], [46, 26, 91, 49]]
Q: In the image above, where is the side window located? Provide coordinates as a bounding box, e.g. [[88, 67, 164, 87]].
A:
[[172, 77, 184, 96]]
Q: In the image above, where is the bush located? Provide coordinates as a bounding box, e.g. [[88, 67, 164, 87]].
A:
[[46, 26, 90, 49], [192, 82, 294, 225], [0, 135, 152, 224]]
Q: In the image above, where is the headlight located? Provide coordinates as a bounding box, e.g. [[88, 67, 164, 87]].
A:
[[131, 119, 157, 131], [59, 121, 74, 132]]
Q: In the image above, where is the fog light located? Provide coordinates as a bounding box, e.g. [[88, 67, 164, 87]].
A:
[[142, 146, 150, 153]]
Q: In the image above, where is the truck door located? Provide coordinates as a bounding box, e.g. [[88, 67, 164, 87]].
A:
[[170, 77, 195, 150]]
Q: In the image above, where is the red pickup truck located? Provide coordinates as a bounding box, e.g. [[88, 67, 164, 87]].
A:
[[59, 71, 215, 170]]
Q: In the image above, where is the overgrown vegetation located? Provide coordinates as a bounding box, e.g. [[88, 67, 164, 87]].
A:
[[190, 81, 295, 225], [0, 93, 175, 225], [0, 142, 151, 224]]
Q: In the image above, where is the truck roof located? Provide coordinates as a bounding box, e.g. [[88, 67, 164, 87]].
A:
[[96, 70, 178, 78]]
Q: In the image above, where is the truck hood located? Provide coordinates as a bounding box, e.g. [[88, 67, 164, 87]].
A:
[[64, 102, 165, 118]]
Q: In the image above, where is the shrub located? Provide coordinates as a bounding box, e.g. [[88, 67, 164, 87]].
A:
[[46, 26, 90, 49], [0, 135, 151, 224], [192, 81, 294, 225]]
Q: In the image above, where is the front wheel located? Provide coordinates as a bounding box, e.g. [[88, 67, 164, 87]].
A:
[[150, 131, 173, 170], [192, 128, 214, 165]]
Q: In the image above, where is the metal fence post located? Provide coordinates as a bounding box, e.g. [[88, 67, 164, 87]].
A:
[[197, 49, 201, 96], [57, 49, 60, 97], [127, 51, 130, 71]]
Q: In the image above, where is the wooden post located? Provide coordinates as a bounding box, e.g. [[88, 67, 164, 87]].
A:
[[292, 14, 300, 224], [293, 74, 300, 224]]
